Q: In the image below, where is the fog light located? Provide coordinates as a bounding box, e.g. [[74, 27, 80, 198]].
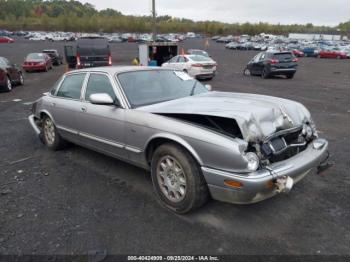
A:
[[246, 152, 259, 171]]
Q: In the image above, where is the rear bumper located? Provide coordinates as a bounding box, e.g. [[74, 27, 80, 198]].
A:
[[202, 138, 329, 204], [28, 115, 41, 136], [269, 68, 297, 75]]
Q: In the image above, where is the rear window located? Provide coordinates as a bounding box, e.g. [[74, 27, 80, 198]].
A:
[[272, 53, 293, 61], [188, 55, 212, 62], [77, 38, 110, 56]]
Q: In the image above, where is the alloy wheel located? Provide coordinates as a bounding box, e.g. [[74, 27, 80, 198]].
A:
[[43, 118, 56, 145], [157, 156, 187, 203]]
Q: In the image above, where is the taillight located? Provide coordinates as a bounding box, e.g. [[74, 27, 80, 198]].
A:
[[292, 58, 299, 62], [268, 59, 279, 64], [108, 54, 112, 66], [76, 53, 81, 67], [192, 63, 202, 67]]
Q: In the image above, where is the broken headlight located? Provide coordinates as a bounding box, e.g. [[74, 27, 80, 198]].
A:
[[245, 152, 260, 172]]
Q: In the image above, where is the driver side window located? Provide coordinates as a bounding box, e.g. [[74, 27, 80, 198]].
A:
[[85, 73, 116, 102]]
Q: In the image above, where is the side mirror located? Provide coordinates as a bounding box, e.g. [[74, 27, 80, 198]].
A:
[[90, 93, 115, 105], [205, 84, 212, 91]]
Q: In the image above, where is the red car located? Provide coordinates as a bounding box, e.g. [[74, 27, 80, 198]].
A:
[[318, 49, 347, 59], [0, 56, 24, 92], [292, 49, 304, 57], [22, 53, 53, 72], [0, 36, 14, 43]]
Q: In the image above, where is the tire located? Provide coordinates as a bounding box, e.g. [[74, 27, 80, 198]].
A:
[[286, 73, 295, 79], [42, 115, 67, 150], [317, 55, 321, 58], [17, 72, 24, 86], [336, 55, 341, 59], [261, 68, 269, 79], [4, 75, 12, 92], [243, 67, 251, 76], [151, 143, 209, 214]]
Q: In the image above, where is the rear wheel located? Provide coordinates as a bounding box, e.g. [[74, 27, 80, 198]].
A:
[[4, 75, 12, 92], [42, 115, 67, 150], [261, 68, 269, 79], [151, 143, 209, 214]]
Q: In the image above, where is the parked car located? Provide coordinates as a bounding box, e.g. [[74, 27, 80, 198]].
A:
[[64, 37, 112, 69], [108, 36, 124, 43], [162, 55, 217, 80], [187, 49, 210, 58], [0, 57, 24, 92], [317, 49, 347, 59], [0, 36, 14, 43], [244, 51, 298, 79], [43, 49, 63, 66], [28, 67, 329, 214], [292, 49, 305, 57], [22, 53, 53, 72], [302, 47, 318, 57], [225, 42, 239, 49]]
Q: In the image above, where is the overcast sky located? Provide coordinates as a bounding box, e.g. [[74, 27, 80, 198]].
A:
[[79, 0, 349, 26]]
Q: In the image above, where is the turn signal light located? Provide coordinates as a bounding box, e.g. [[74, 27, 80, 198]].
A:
[[224, 179, 243, 188]]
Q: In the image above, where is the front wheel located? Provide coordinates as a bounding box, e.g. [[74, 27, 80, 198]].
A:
[[151, 143, 209, 214], [17, 72, 24, 85], [42, 116, 67, 150], [243, 67, 251, 76], [286, 73, 295, 79], [4, 76, 12, 92]]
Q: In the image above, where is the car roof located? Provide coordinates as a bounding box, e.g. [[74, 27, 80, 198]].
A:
[[66, 66, 174, 75]]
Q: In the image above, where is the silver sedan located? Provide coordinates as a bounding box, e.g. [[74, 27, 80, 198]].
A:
[[29, 67, 329, 213]]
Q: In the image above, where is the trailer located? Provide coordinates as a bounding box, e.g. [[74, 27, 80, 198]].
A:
[[138, 42, 178, 67]]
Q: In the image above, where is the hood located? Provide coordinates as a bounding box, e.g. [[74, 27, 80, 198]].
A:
[[138, 91, 311, 142]]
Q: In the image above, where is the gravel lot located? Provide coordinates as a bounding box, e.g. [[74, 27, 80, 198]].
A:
[[0, 38, 349, 256]]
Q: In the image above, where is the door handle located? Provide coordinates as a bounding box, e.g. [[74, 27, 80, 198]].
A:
[[81, 107, 87, 112]]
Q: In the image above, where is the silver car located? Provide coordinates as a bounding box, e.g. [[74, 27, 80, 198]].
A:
[[29, 67, 329, 213]]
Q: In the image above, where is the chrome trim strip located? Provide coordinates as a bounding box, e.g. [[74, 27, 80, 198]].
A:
[[79, 132, 124, 149], [56, 125, 79, 135], [125, 146, 142, 154]]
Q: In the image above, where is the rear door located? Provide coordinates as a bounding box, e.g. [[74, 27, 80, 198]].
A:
[[64, 45, 76, 68], [49, 73, 87, 142]]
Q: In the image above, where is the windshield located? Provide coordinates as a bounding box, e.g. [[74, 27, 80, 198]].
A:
[[117, 70, 208, 108], [26, 53, 45, 60]]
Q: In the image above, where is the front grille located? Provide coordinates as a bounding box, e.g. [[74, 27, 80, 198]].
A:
[[261, 127, 308, 163]]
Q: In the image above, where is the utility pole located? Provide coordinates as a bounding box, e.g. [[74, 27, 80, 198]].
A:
[[152, 0, 156, 42]]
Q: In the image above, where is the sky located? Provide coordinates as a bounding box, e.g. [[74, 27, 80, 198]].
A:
[[79, 0, 350, 26]]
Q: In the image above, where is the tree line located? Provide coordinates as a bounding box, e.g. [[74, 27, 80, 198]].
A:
[[0, 0, 349, 35]]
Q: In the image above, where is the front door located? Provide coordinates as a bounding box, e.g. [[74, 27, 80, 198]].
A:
[[78, 72, 127, 159]]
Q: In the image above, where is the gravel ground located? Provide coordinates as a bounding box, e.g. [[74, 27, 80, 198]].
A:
[[0, 38, 349, 256]]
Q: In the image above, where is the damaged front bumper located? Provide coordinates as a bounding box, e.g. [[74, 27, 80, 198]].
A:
[[202, 138, 329, 204]]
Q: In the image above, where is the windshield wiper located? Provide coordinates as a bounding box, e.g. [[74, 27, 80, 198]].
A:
[[190, 81, 198, 96]]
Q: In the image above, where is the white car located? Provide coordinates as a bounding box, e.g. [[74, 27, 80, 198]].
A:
[[162, 55, 217, 80]]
